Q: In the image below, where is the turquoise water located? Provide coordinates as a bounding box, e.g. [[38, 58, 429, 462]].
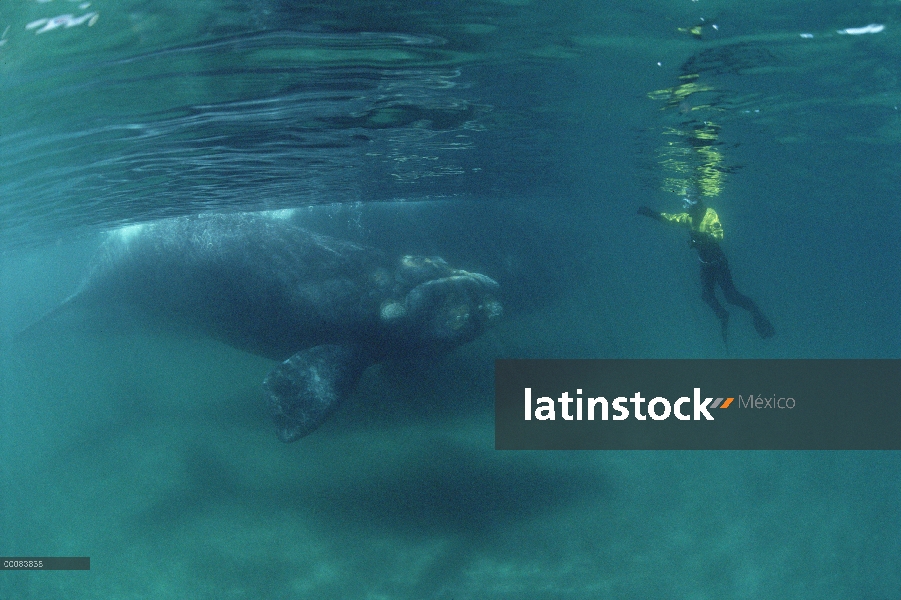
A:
[[1, 0, 900, 598]]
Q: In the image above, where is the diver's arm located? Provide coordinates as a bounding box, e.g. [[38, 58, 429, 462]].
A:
[[638, 208, 698, 232], [637, 206, 665, 221], [658, 212, 692, 227]]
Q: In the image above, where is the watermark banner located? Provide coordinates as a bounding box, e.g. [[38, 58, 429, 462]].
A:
[[1, 557, 90, 570], [495, 359, 901, 450]]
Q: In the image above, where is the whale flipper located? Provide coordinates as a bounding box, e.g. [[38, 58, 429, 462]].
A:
[[263, 344, 370, 442]]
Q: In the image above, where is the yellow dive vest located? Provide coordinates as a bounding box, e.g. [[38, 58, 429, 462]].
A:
[[659, 208, 723, 241]]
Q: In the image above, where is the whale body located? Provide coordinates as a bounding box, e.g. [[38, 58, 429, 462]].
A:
[[34, 211, 502, 441]]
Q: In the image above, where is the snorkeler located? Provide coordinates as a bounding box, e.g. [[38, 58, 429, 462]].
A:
[[637, 196, 775, 344]]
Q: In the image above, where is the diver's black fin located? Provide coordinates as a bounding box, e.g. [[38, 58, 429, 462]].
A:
[[262, 344, 371, 442], [752, 311, 775, 339], [720, 312, 729, 348]]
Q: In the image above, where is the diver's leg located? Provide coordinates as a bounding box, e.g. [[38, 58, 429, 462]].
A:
[[700, 263, 729, 343], [717, 262, 775, 338]]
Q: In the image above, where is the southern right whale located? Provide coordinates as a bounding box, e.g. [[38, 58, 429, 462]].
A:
[[25, 211, 502, 441]]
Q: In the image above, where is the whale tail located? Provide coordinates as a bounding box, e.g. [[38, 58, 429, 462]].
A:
[[263, 344, 371, 442]]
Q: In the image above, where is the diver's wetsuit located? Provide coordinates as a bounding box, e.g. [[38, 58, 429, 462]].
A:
[[639, 204, 775, 342]]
